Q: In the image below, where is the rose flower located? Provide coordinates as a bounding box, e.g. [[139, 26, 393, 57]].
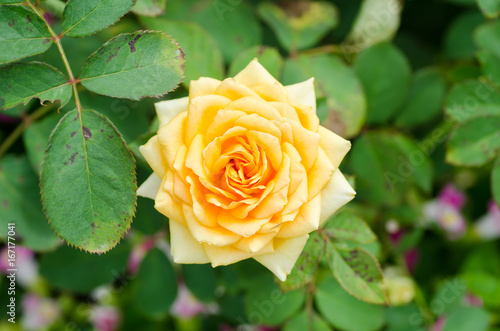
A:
[[137, 59, 355, 281]]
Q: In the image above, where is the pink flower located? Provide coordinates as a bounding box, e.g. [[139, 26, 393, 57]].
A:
[[91, 305, 121, 331], [474, 201, 500, 240], [404, 249, 419, 274], [432, 316, 446, 331], [21, 294, 61, 330], [127, 238, 155, 275], [422, 184, 467, 240], [171, 283, 206, 318], [0, 245, 38, 287], [463, 292, 483, 307], [438, 184, 466, 210]]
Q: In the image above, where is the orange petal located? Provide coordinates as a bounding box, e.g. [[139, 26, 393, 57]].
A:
[[276, 194, 321, 238]]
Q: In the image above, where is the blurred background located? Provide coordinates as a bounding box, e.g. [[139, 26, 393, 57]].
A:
[[1, 0, 500, 330]]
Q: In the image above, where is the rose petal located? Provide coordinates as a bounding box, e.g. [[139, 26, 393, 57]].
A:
[[189, 77, 221, 98], [233, 232, 278, 253], [307, 147, 335, 199], [157, 111, 188, 169], [318, 126, 351, 169], [203, 240, 274, 267], [234, 58, 280, 87], [155, 97, 189, 128], [224, 96, 283, 123], [252, 83, 289, 102], [276, 194, 321, 238], [186, 95, 232, 145], [290, 121, 321, 171], [319, 169, 356, 224], [137, 172, 162, 200], [217, 212, 271, 237], [215, 78, 262, 100], [183, 204, 241, 246], [156, 173, 185, 224], [139, 135, 168, 177], [253, 235, 309, 281], [285, 78, 316, 111], [169, 220, 210, 264]]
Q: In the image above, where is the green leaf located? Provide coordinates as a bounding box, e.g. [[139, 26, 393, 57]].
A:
[[139, 18, 224, 87], [62, 0, 135, 37], [462, 272, 500, 308], [443, 307, 490, 331], [315, 276, 385, 331], [244, 276, 305, 326], [493, 156, 500, 207], [181, 264, 217, 303], [395, 68, 446, 128], [39, 240, 131, 292], [228, 46, 283, 78], [132, 0, 166, 17], [0, 5, 53, 65], [444, 11, 484, 59], [258, 2, 338, 53], [279, 232, 325, 292], [475, 20, 500, 58], [164, 0, 262, 63], [23, 112, 60, 173], [323, 210, 377, 244], [478, 50, 500, 87], [446, 116, 500, 166], [344, 0, 402, 52], [40, 109, 137, 253], [0, 155, 60, 251], [0, 62, 72, 110], [79, 31, 184, 100], [477, 0, 500, 18], [283, 53, 366, 138], [326, 243, 386, 304], [132, 248, 177, 319], [445, 79, 500, 122], [351, 131, 433, 206], [354, 42, 411, 124], [283, 310, 331, 331]]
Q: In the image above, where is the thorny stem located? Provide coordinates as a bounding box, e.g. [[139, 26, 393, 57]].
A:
[[0, 103, 56, 158], [26, 0, 82, 112]]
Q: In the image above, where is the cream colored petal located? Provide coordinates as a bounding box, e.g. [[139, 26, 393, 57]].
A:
[[307, 147, 335, 199], [139, 135, 168, 178], [215, 78, 262, 100], [186, 95, 232, 145], [234, 58, 280, 87], [294, 104, 319, 132], [285, 78, 316, 111], [233, 232, 277, 253], [318, 125, 351, 169], [290, 121, 321, 171], [169, 219, 210, 264], [203, 240, 274, 267], [155, 172, 185, 224], [319, 169, 356, 225], [277, 194, 321, 238], [137, 172, 162, 200], [252, 83, 289, 102], [155, 97, 189, 128], [183, 204, 240, 246], [189, 77, 221, 98], [224, 96, 282, 122], [253, 235, 309, 281], [157, 111, 188, 169], [217, 212, 271, 237]]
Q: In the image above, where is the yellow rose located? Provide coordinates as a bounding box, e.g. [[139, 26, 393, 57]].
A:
[[137, 59, 355, 281]]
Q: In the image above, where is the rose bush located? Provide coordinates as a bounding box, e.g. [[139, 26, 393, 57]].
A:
[[137, 59, 355, 280]]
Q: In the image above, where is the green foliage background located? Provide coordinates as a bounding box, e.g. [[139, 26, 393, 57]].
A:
[[1, 0, 500, 330]]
